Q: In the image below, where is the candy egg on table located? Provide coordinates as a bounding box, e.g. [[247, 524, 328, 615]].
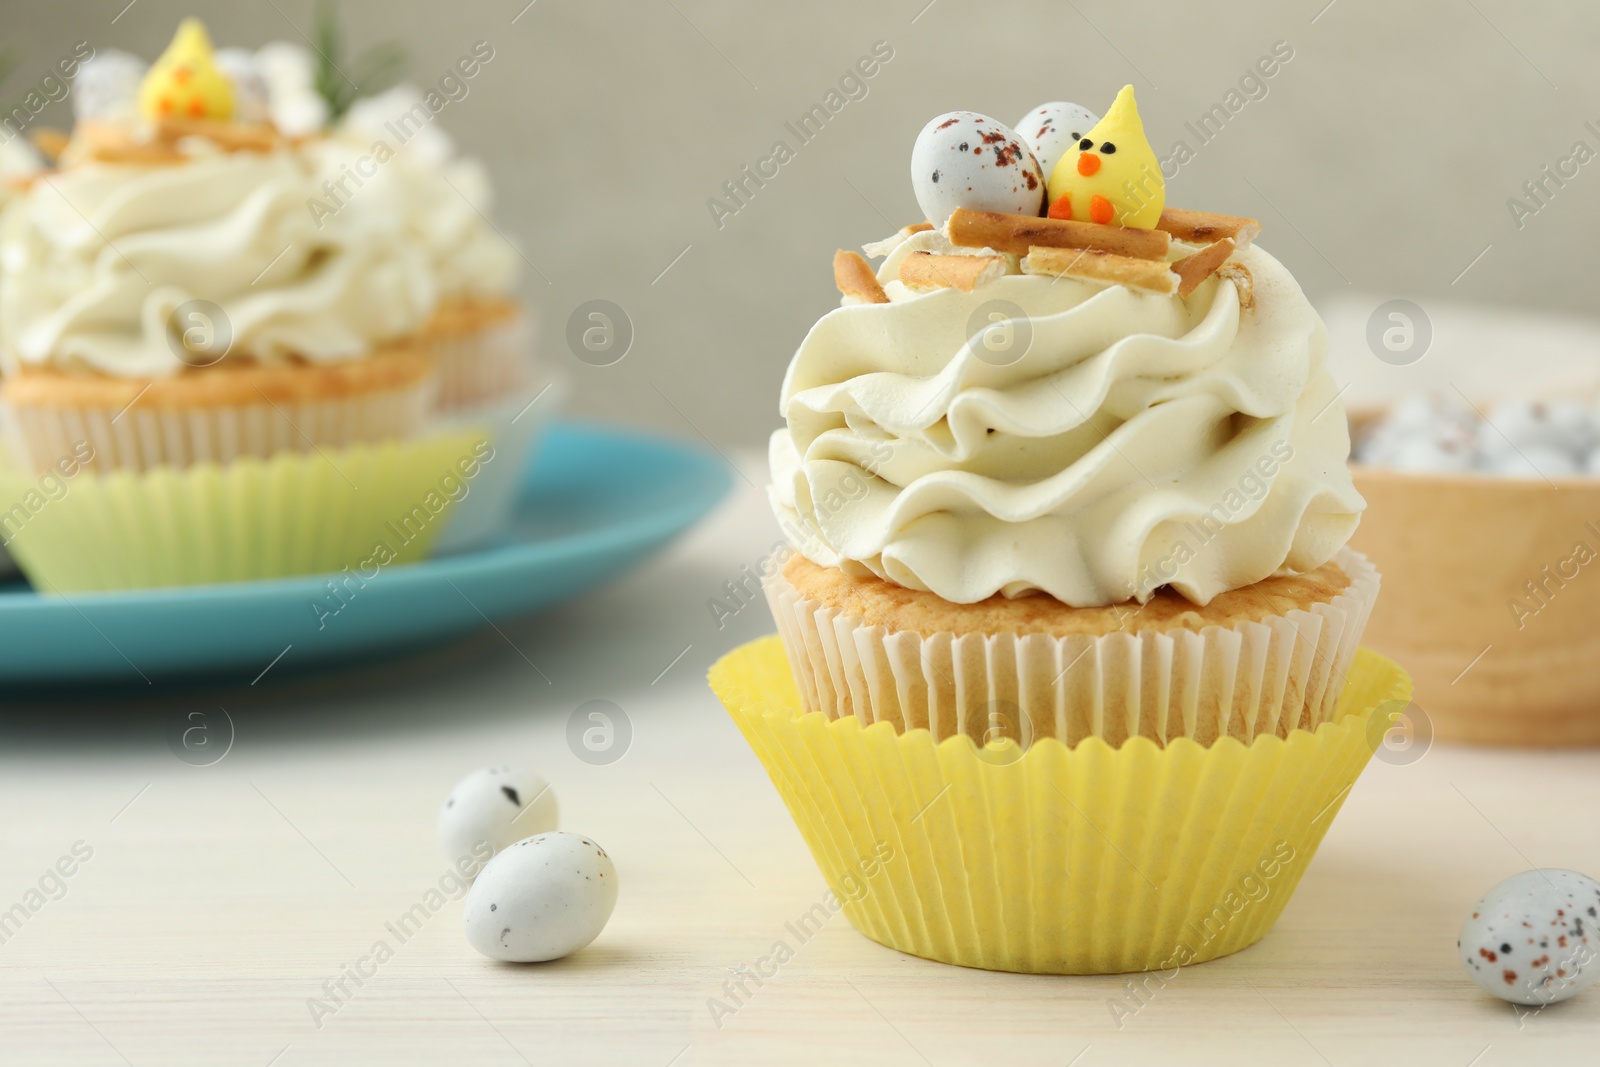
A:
[[437, 766, 559, 866], [463, 832, 618, 963], [1459, 868, 1600, 1005], [1014, 101, 1100, 186], [910, 111, 1045, 228]]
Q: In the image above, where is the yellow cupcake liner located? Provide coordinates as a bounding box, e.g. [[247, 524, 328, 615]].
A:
[[710, 634, 1411, 974], [0, 428, 486, 592]]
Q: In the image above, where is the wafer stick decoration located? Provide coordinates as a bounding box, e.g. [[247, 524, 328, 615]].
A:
[[1172, 238, 1236, 297], [74, 121, 188, 164], [1157, 208, 1261, 249], [157, 116, 281, 152], [1021, 245, 1178, 295], [73, 116, 284, 164], [899, 251, 1005, 292], [833, 250, 890, 303], [948, 208, 1170, 260], [29, 128, 69, 163]]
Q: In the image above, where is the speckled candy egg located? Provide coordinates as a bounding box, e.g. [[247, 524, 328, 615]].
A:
[[215, 48, 273, 124], [437, 766, 559, 867], [1015, 101, 1100, 187], [463, 832, 618, 962], [910, 111, 1045, 228], [1477, 399, 1580, 463], [1459, 868, 1600, 1005], [73, 50, 147, 122], [1486, 444, 1580, 479]]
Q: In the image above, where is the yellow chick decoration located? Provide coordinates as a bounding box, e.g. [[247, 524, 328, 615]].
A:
[[1045, 85, 1163, 229], [137, 18, 235, 121]]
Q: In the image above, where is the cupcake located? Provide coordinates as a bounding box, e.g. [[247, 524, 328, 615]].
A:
[[710, 87, 1409, 974], [335, 84, 544, 415], [0, 20, 481, 590], [0, 138, 44, 581], [330, 83, 559, 550], [1, 21, 437, 473]]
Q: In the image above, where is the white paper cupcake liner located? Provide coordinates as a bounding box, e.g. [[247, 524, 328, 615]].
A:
[[429, 308, 538, 413], [764, 548, 1380, 748], [2, 381, 435, 475]]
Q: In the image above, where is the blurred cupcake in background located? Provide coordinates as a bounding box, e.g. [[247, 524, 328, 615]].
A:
[[0, 127, 45, 582], [338, 84, 542, 416], [2, 19, 437, 474], [0, 18, 486, 591], [242, 20, 557, 549], [328, 76, 559, 550]]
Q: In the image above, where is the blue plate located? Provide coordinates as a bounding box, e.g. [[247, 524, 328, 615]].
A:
[[0, 422, 730, 684]]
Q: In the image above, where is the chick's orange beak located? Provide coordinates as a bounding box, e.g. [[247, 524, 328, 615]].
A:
[[1077, 152, 1101, 177]]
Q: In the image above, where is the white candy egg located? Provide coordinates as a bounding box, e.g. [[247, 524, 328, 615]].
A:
[[1544, 400, 1598, 455], [254, 42, 330, 136], [910, 112, 1045, 228], [1359, 391, 1600, 476], [1015, 101, 1100, 187], [1358, 395, 1475, 470], [1459, 868, 1600, 1005], [463, 832, 618, 962], [73, 50, 147, 123], [215, 48, 272, 124], [1485, 445, 1579, 479], [1378, 435, 1476, 473], [1479, 399, 1572, 460], [438, 766, 558, 868], [1386, 392, 1477, 436]]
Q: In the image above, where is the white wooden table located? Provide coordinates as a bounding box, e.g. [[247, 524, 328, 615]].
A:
[[2, 449, 1596, 1066]]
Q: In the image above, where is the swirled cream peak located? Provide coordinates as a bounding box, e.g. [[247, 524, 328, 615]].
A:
[[338, 86, 519, 301], [769, 233, 1364, 607], [0, 144, 435, 377]]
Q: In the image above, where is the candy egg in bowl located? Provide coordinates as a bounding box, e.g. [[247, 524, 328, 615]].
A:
[[1323, 296, 1600, 746]]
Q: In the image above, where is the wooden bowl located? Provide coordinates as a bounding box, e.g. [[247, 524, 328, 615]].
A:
[[1318, 296, 1600, 746], [1350, 449, 1600, 746]]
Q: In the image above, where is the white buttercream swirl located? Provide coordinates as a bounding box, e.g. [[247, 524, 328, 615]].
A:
[[338, 86, 519, 301], [0, 142, 436, 377], [769, 232, 1364, 607]]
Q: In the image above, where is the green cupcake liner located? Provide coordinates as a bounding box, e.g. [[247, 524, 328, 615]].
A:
[[0, 429, 487, 592]]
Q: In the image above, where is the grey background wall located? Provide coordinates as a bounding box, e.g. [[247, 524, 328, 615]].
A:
[[6, 0, 1594, 445]]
